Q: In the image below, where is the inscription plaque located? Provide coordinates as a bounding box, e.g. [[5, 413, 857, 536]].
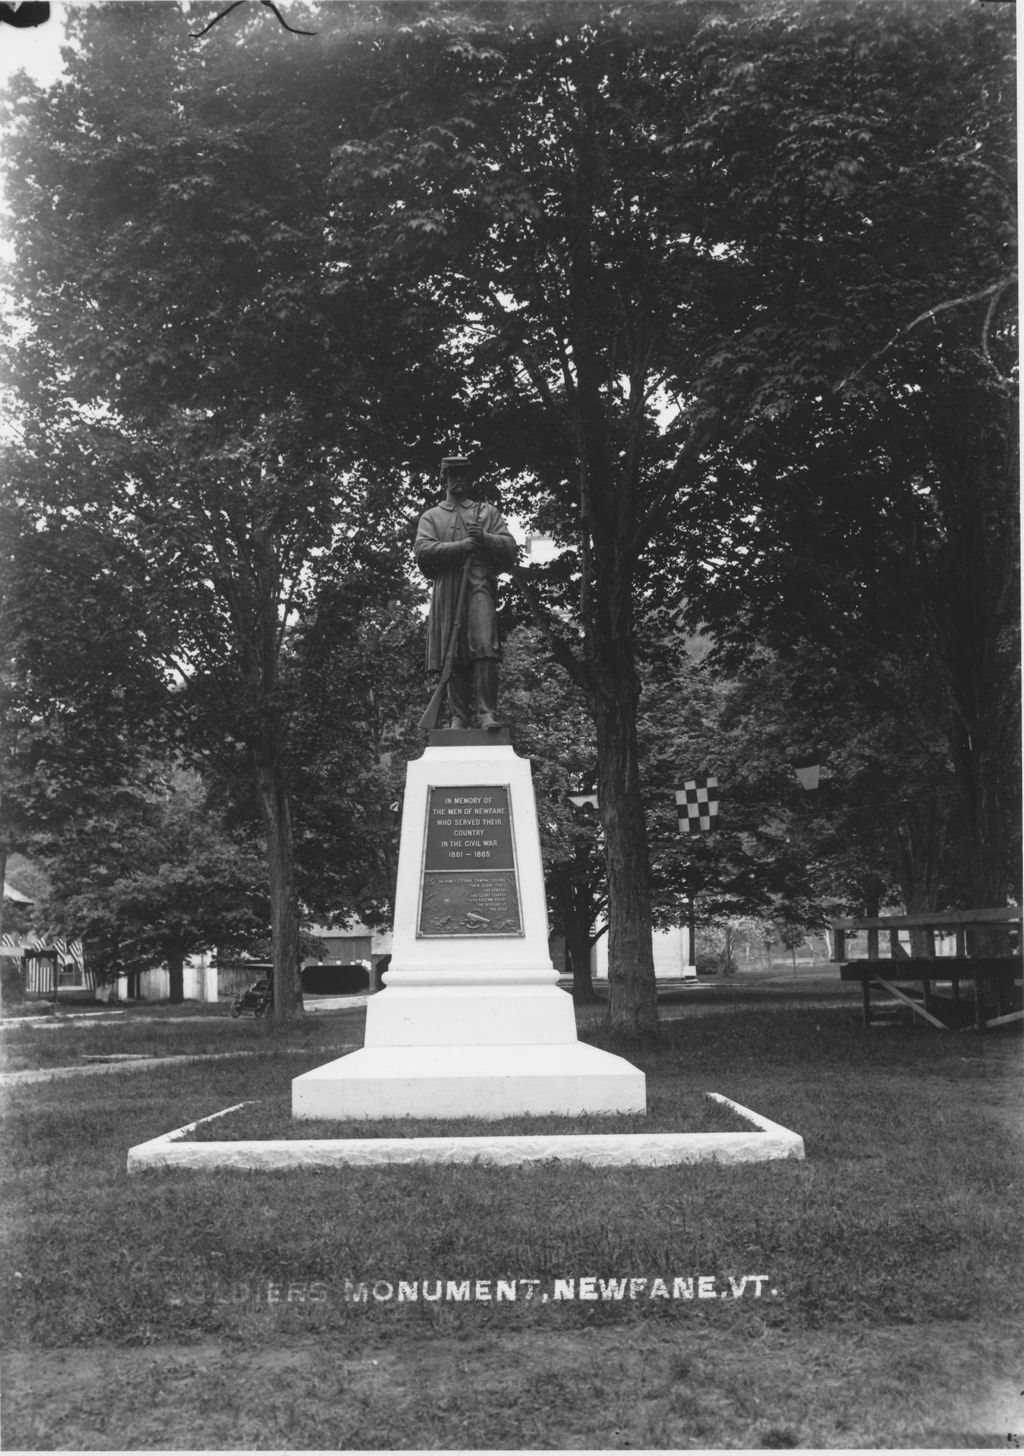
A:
[[418, 786, 523, 937]]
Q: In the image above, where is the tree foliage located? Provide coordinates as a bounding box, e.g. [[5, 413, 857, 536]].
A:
[[500, 626, 605, 1000], [37, 768, 268, 997], [1, 2, 444, 1012], [318, 0, 1016, 1025], [1, 0, 1015, 1033]]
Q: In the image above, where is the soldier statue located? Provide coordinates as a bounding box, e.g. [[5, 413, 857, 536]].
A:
[[415, 455, 518, 731]]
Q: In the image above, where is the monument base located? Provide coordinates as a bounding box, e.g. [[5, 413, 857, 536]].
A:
[[292, 1039, 646, 1121], [362, 981, 578, 1046], [292, 736, 646, 1123]]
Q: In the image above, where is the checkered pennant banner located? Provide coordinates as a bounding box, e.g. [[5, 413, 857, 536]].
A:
[[675, 778, 720, 834]]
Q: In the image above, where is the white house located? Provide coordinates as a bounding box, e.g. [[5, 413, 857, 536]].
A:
[[590, 924, 697, 981]]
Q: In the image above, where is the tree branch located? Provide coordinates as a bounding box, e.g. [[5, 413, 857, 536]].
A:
[[509, 565, 595, 703], [837, 275, 1016, 391], [190, 0, 316, 39], [631, 411, 723, 555], [980, 274, 1017, 382]]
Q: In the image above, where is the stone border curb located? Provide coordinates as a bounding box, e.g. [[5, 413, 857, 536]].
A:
[[126, 1094, 804, 1172]]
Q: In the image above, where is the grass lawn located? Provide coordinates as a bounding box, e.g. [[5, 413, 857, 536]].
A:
[[1, 979, 1021, 1449], [0, 1003, 360, 1071], [179, 1084, 756, 1140]]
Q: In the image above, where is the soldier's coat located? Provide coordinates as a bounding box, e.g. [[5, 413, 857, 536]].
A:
[[414, 498, 518, 670]]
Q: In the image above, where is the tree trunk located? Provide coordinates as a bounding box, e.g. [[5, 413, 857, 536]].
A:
[[595, 677, 658, 1037], [0, 846, 19, 1015], [892, 797, 947, 918], [961, 747, 1015, 955], [962, 747, 1012, 909], [568, 940, 595, 1001], [548, 849, 600, 1003], [243, 516, 305, 1021], [928, 448, 1018, 917], [566, 906, 597, 1004], [944, 697, 1015, 955], [894, 801, 949, 955], [254, 750, 304, 1020], [167, 952, 185, 1004]]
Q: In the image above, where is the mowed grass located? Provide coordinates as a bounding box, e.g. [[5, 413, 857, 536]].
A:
[[0, 1003, 358, 1071], [1, 985, 1021, 1449], [182, 1085, 755, 1139]]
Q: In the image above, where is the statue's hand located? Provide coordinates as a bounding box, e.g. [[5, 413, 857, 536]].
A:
[[465, 520, 484, 541], [460, 536, 477, 555]]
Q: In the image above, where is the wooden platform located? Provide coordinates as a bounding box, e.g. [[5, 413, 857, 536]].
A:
[[832, 909, 1022, 1030]]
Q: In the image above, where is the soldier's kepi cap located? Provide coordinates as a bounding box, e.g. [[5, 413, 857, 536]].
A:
[[441, 454, 471, 469]]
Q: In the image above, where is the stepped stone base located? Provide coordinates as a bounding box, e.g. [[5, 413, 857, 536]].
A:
[[362, 982, 578, 1047], [291, 1040, 646, 1121]]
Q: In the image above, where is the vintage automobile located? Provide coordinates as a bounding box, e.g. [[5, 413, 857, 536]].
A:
[[230, 974, 273, 1019]]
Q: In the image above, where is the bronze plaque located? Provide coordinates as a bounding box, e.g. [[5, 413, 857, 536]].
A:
[[423, 786, 515, 870], [419, 786, 523, 937], [418, 870, 522, 937]]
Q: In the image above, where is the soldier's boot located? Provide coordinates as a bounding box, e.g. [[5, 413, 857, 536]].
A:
[[446, 669, 472, 730], [474, 659, 502, 732]]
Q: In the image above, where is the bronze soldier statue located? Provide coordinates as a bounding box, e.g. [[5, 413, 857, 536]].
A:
[[415, 455, 518, 731]]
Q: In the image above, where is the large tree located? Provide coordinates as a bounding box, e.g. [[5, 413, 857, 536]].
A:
[[37, 768, 269, 999], [321, 0, 1015, 1032], [691, 351, 1020, 913], [1, 3, 452, 1016], [0, 487, 179, 945]]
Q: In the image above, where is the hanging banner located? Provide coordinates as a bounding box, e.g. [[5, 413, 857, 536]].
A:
[[675, 777, 720, 834]]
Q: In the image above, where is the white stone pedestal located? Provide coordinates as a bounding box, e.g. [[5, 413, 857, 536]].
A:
[[293, 732, 646, 1120]]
